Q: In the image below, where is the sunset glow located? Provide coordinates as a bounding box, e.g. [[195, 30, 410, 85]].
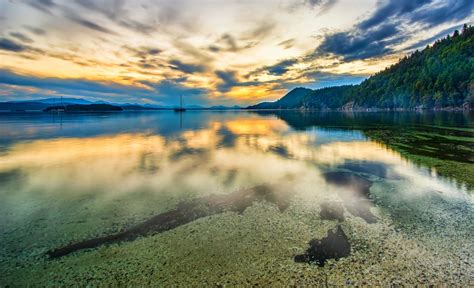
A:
[[0, 0, 471, 106]]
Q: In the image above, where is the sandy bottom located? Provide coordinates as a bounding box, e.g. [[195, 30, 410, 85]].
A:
[[1, 178, 472, 287]]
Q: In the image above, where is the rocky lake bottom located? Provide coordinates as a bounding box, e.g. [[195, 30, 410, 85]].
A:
[[0, 111, 472, 286]]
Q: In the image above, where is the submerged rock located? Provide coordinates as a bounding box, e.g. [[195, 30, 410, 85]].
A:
[[294, 225, 351, 267], [47, 184, 293, 258]]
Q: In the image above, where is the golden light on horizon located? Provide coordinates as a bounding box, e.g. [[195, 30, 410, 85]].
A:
[[0, 0, 469, 106]]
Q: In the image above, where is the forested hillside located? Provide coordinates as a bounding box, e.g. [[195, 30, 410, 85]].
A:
[[249, 25, 474, 110]]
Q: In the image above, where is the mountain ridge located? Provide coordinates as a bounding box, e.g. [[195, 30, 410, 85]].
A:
[[248, 24, 474, 110]]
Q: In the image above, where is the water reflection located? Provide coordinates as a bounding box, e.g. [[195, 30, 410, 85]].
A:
[[0, 113, 470, 211], [0, 111, 472, 285]]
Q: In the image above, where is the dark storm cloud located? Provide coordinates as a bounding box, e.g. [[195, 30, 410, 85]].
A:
[[409, 0, 473, 26], [215, 70, 259, 93], [358, 0, 432, 30], [9, 32, 34, 43], [316, 24, 406, 60], [169, 60, 206, 74], [315, 0, 472, 60], [0, 38, 28, 52]]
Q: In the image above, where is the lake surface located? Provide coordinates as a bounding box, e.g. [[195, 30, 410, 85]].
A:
[[0, 111, 473, 286]]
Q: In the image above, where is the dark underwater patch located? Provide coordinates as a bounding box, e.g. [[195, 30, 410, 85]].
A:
[[294, 225, 351, 267], [47, 184, 292, 259]]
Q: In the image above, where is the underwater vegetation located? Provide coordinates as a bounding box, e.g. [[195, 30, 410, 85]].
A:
[[47, 185, 293, 258], [364, 126, 474, 190], [47, 168, 384, 267]]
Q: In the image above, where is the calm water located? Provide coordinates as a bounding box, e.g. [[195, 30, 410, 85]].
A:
[[0, 111, 473, 286]]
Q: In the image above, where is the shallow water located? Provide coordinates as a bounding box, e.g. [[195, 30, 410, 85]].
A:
[[0, 111, 473, 286]]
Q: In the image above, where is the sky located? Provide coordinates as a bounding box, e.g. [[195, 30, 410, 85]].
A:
[[0, 0, 472, 106]]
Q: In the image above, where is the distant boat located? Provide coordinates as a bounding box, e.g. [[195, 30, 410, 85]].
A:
[[174, 95, 186, 112]]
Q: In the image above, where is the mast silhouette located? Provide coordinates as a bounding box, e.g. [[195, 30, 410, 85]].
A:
[[174, 94, 186, 112]]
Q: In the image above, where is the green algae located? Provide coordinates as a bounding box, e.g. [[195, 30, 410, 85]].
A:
[[364, 128, 474, 190]]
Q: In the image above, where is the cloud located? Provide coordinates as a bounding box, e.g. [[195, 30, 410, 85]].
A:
[[24, 0, 56, 14], [315, 0, 472, 60], [358, 0, 431, 30], [73, 0, 157, 34], [304, 0, 338, 13], [9, 32, 34, 44], [24, 26, 47, 35], [0, 69, 210, 106], [409, 0, 473, 26], [143, 79, 210, 105], [316, 23, 405, 60], [266, 59, 298, 76], [405, 24, 465, 50], [220, 34, 239, 52], [210, 23, 274, 53], [215, 70, 260, 93], [169, 59, 206, 74], [0, 69, 141, 95], [0, 38, 28, 52], [64, 12, 116, 34], [278, 39, 295, 49], [125, 46, 163, 59], [241, 21, 276, 40], [299, 71, 366, 89], [247, 58, 298, 78]]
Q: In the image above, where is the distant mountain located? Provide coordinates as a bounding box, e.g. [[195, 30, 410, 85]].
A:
[[44, 104, 123, 112], [248, 24, 474, 110], [0, 101, 51, 111], [120, 104, 167, 110], [0, 99, 242, 112], [209, 105, 242, 110], [32, 97, 93, 105], [248, 88, 313, 109]]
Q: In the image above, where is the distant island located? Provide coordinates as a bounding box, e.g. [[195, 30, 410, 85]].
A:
[[0, 99, 241, 113], [248, 25, 473, 111], [43, 104, 123, 113]]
